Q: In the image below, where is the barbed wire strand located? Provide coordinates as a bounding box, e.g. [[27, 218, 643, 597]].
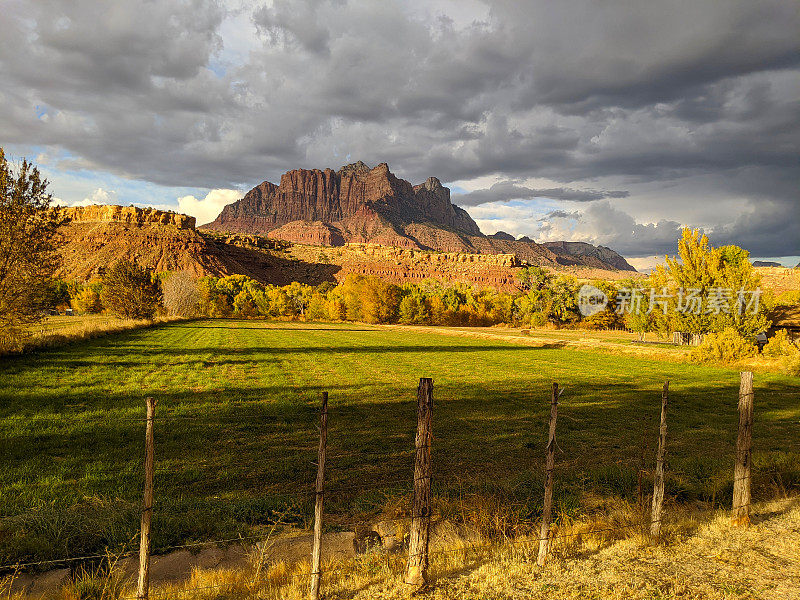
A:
[[0, 494, 760, 572]]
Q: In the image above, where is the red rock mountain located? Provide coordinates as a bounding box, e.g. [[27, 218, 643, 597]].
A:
[[54, 205, 306, 283], [205, 162, 635, 271], [208, 161, 479, 246]]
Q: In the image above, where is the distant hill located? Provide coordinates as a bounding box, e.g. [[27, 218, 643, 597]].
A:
[[541, 241, 636, 272], [53, 204, 638, 290], [752, 260, 784, 267], [53, 205, 322, 284], [205, 161, 635, 271]]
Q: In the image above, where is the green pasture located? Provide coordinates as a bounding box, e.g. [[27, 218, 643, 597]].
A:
[[0, 320, 797, 565]]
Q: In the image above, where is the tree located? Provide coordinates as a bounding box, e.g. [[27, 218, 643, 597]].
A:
[[625, 308, 654, 341], [581, 280, 625, 331], [197, 277, 232, 317], [711, 245, 769, 337], [162, 271, 200, 317], [102, 260, 162, 319], [516, 265, 552, 292], [71, 285, 103, 314], [41, 278, 71, 311], [547, 276, 581, 326], [0, 148, 63, 350], [399, 290, 429, 324], [652, 228, 769, 337]]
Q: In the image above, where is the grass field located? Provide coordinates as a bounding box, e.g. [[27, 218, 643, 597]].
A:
[[1, 320, 798, 566]]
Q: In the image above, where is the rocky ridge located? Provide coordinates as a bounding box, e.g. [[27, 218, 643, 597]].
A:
[[54, 201, 637, 291], [541, 241, 636, 271], [206, 162, 635, 271], [55, 205, 300, 282], [59, 204, 195, 229]]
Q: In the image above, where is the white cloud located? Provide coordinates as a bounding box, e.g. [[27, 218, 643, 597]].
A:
[[467, 199, 684, 257], [83, 188, 117, 205], [52, 187, 118, 207], [625, 256, 668, 273], [177, 189, 243, 225]]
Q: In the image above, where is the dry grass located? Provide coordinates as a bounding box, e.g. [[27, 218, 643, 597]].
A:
[[268, 497, 798, 599], [3, 315, 188, 356], [434, 497, 800, 600], [12, 497, 793, 600]]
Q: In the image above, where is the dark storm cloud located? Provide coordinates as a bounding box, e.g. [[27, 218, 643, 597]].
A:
[[544, 210, 580, 220], [0, 0, 798, 256], [454, 181, 629, 206]]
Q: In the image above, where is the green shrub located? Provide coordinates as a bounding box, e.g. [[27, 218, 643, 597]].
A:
[[691, 328, 757, 364], [782, 353, 800, 377], [763, 329, 799, 357]]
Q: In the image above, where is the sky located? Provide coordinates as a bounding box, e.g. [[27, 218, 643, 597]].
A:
[[1, 0, 798, 269]]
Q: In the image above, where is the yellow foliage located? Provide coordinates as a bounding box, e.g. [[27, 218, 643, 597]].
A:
[[691, 328, 757, 364], [71, 287, 103, 314], [763, 329, 799, 357]]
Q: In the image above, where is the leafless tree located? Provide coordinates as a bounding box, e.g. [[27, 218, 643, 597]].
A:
[[162, 271, 200, 317]]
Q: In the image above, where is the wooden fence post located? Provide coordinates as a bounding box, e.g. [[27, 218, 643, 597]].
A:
[[650, 381, 668, 538], [137, 397, 157, 600], [732, 372, 753, 527], [405, 378, 433, 592], [309, 392, 328, 600], [537, 383, 559, 567]]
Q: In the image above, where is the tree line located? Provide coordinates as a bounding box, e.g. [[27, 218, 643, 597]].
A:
[[1, 147, 796, 365]]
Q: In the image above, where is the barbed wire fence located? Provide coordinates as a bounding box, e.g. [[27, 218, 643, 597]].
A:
[[0, 370, 779, 599]]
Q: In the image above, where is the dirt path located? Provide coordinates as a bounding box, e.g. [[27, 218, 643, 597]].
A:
[[8, 530, 356, 597]]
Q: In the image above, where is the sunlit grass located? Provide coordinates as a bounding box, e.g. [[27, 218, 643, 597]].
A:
[[0, 320, 797, 566]]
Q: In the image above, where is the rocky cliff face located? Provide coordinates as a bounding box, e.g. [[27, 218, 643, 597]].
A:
[[55, 205, 301, 283], [59, 205, 196, 229], [208, 161, 481, 243], [206, 161, 634, 272], [541, 241, 637, 272], [54, 202, 637, 291]]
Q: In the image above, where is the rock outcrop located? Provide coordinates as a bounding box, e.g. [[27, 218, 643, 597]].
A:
[[345, 244, 521, 268], [752, 260, 783, 268], [206, 161, 634, 271], [54, 205, 318, 284], [210, 162, 480, 243], [59, 205, 196, 229], [542, 241, 637, 272], [54, 204, 638, 291], [267, 221, 346, 246], [209, 162, 479, 245]]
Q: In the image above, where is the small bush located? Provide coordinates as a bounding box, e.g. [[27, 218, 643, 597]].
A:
[[763, 329, 799, 357], [71, 287, 103, 314], [691, 328, 757, 364], [782, 353, 800, 377]]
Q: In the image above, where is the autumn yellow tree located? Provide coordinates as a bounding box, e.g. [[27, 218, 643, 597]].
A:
[[653, 228, 768, 337]]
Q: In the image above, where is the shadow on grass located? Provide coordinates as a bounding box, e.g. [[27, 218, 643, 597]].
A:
[[0, 322, 798, 568]]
